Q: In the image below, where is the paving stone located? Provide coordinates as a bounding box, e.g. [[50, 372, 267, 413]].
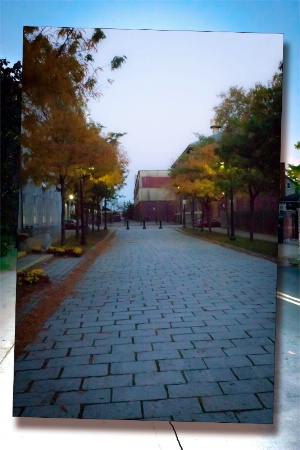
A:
[[173, 332, 211, 341], [70, 345, 111, 356], [61, 363, 108, 378], [184, 368, 237, 383], [219, 378, 274, 394], [203, 355, 253, 369], [235, 409, 274, 424], [14, 367, 61, 381], [137, 349, 181, 361], [135, 370, 186, 386], [13, 391, 55, 407], [168, 381, 222, 398], [223, 345, 269, 356], [257, 392, 274, 408], [83, 374, 133, 389], [20, 404, 81, 418], [14, 359, 45, 371], [111, 360, 157, 375], [13, 379, 33, 393], [201, 393, 262, 412], [143, 397, 203, 419], [23, 348, 68, 360], [94, 336, 132, 346], [112, 385, 167, 402], [82, 401, 142, 419], [152, 340, 194, 351], [231, 337, 275, 347], [93, 351, 135, 364], [111, 343, 152, 353], [56, 389, 111, 404], [171, 411, 239, 423], [30, 378, 81, 393], [53, 339, 95, 349], [232, 365, 275, 380], [47, 355, 91, 368], [158, 357, 206, 372], [133, 334, 172, 344], [247, 354, 275, 365]]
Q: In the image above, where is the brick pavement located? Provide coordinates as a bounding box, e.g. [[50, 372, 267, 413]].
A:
[[13, 224, 277, 423]]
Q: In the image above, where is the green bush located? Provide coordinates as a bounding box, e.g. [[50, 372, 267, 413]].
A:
[[0, 241, 9, 257]]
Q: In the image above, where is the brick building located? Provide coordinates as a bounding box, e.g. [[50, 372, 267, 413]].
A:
[[133, 170, 177, 222]]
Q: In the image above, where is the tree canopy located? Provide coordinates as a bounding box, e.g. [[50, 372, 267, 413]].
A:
[[213, 62, 283, 240], [1, 59, 22, 239], [21, 27, 128, 244]]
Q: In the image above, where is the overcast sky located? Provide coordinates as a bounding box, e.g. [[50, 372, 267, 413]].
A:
[[1, 1, 298, 204]]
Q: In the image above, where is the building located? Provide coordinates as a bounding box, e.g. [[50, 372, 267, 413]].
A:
[[18, 181, 62, 235], [133, 170, 177, 222]]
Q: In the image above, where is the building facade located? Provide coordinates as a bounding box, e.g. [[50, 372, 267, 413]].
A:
[[18, 181, 62, 235], [134, 170, 177, 222]]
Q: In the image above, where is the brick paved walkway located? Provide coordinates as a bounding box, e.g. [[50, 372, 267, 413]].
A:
[[13, 224, 277, 423]]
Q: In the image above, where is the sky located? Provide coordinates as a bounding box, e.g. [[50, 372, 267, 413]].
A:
[[1, 0, 299, 205]]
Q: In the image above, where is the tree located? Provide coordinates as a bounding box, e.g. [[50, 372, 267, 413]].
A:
[[286, 162, 300, 193], [213, 62, 283, 241], [21, 27, 128, 245], [1, 59, 22, 242], [169, 139, 223, 231]]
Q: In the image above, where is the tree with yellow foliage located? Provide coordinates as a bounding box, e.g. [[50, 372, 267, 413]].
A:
[[169, 138, 223, 231], [21, 27, 128, 245]]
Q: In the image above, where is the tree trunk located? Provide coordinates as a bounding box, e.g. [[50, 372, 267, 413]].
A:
[[191, 196, 195, 229], [229, 186, 236, 240], [249, 194, 255, 242], [80, 177, 86, 245], [75, 187, 80, 241], [207, 199, 212, 232], [60, 176, 66, 246]]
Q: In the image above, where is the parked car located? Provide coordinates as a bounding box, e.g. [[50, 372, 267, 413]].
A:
[[64, 219, 77, 230], [194, 218, 221, 228]]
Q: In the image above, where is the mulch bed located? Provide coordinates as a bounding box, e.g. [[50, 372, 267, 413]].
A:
[[14, 232, 115, 360]]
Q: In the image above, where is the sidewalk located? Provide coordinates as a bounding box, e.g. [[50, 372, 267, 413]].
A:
[[11, 225, 279, 422]]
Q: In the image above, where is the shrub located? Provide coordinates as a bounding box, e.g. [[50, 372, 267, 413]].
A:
[[46, 246, 83, 257], [32, 246, 42, 253], [0, 242, 9, 257], [47, 246, 66, 255], [65, 247, 84, 257], [17, 268, 50, 286]]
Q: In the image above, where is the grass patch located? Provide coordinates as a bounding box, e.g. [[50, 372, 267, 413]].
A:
[[0, 247, 17, 270], [180, 227, 278, 260], [51, 229, 110, 252]]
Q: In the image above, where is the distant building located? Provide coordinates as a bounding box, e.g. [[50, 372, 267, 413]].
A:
[[133, 170, 176, 222]]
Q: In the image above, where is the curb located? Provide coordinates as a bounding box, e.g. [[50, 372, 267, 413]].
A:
[[16, 254, 54, 272], [176, 227, 278, 264]]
